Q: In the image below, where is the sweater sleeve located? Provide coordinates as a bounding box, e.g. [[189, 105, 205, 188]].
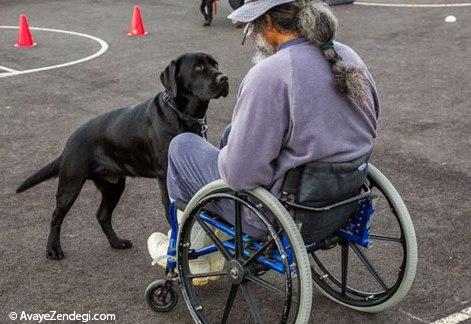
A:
[[218, 67, 290, 191]]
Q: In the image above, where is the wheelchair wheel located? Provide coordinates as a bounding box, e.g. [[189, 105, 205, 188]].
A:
[[310, 164, 418, 313], [177, 180, 313, 323], [145, 279, 178, 313]]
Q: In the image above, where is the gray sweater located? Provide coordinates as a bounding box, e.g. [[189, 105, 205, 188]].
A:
[[218, 38, 380, 196]]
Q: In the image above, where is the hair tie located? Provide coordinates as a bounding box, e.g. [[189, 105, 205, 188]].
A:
[[320, 40, 334, 51]]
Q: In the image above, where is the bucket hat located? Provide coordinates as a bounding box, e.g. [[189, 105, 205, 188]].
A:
[[228, 0, 297, 23]]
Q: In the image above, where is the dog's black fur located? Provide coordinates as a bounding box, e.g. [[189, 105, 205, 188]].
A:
[[16, 52, 229, 260]]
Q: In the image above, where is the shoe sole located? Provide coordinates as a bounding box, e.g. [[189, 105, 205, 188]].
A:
[[192, 274, 223, 286], [192, 278, 210, 286]]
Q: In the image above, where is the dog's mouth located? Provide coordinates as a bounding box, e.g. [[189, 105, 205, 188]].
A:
[[194, 78, 229, 100], [217, 81, 229, 98], [200, 81, 229, 100]]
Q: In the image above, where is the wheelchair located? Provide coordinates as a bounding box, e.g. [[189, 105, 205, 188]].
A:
[[145, 162, 418, 323]]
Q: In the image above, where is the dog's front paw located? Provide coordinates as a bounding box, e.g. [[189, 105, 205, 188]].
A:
[[111, 239, 133, 249], [47, 245, 65, 260]]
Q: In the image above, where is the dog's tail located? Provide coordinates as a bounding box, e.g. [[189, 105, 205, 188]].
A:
[[16, 157, 61, 193]]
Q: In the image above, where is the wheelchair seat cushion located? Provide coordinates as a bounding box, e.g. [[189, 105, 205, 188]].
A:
[[281, 151, 371, 244]]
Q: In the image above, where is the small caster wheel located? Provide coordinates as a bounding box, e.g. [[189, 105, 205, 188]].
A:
[[145, 279, 178, 312]]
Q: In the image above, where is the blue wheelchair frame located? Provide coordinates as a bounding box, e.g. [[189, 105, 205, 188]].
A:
[[165, 193, 375, 276]]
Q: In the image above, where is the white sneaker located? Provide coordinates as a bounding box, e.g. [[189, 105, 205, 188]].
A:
[[147, 209, 229, 285], [147, 232, 171, 268], [188, 220, 212, 285], [207, 229, 229, 274], [147, 230, 212, 286]]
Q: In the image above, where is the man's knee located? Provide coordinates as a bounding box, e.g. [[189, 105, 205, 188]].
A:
[[169, 133, 203, 160]]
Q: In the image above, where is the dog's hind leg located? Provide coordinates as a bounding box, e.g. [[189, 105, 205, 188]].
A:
[[94, 177, 132, 249], [47, 175, 86, 260]]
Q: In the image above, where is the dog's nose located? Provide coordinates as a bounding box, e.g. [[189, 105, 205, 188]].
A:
[[216, 74, 228, 84]]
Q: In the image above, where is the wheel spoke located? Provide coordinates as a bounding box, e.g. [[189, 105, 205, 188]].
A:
[[241, 282, 263, 324], [243, 229, 281, 267], [341, 243, 349, 296], [187, 271, 228, 279], [221, 284, 239, 324], [234, 197, 243, 260], [311, 252, 379, 297], [369, 234, 403, 243], [196, 215, 232, 261], [245, 274, 285, 297], [350, 243, 389, 292]]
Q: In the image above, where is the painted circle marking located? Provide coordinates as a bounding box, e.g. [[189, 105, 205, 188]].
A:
[[355, 2, 471, 7], [0, 26, 109, 78]]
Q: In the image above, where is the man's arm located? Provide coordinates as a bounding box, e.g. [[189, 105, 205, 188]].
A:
[[218, 69, 290, 191]]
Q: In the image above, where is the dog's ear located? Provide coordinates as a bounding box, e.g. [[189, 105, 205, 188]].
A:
[[208, 56, 219, 68], [160, 60, 178, 97]]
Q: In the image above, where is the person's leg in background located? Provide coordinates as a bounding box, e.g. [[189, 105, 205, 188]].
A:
[[200, 0, 208, 26], [203, 0, 213, 26]]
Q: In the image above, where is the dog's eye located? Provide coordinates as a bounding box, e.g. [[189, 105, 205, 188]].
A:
[[194, 65, 204, 72]]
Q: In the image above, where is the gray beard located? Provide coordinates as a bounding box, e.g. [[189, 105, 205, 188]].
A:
[[251, 33, 276, 65]]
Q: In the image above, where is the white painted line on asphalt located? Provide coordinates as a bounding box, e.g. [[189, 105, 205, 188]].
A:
[[355, 2, 471, 7], [0, 26, 109, 79], [400, 310, 430, 323], [0, 65, 19, 73], [431, 307, 471, 324]]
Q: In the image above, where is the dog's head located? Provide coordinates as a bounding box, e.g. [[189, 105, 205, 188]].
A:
[[160, 52, 229, 100]]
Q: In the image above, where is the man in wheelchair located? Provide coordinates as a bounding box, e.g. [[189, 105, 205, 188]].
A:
[[145, 2, 417, 320], [148, 0, 379, 284]]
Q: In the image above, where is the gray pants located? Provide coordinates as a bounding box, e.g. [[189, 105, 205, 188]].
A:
[[166, 128, 266, 238]]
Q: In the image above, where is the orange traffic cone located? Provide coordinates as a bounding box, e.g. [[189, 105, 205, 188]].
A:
[[15, 14, 36, 48], [128, 5, 147, 36], [213, 0, 218, 15]]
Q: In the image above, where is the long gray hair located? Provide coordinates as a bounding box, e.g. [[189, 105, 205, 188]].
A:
[[252, 0, 369, 110]]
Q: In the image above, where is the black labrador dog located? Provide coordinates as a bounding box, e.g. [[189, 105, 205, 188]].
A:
[[16, 52, 229, 260]]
